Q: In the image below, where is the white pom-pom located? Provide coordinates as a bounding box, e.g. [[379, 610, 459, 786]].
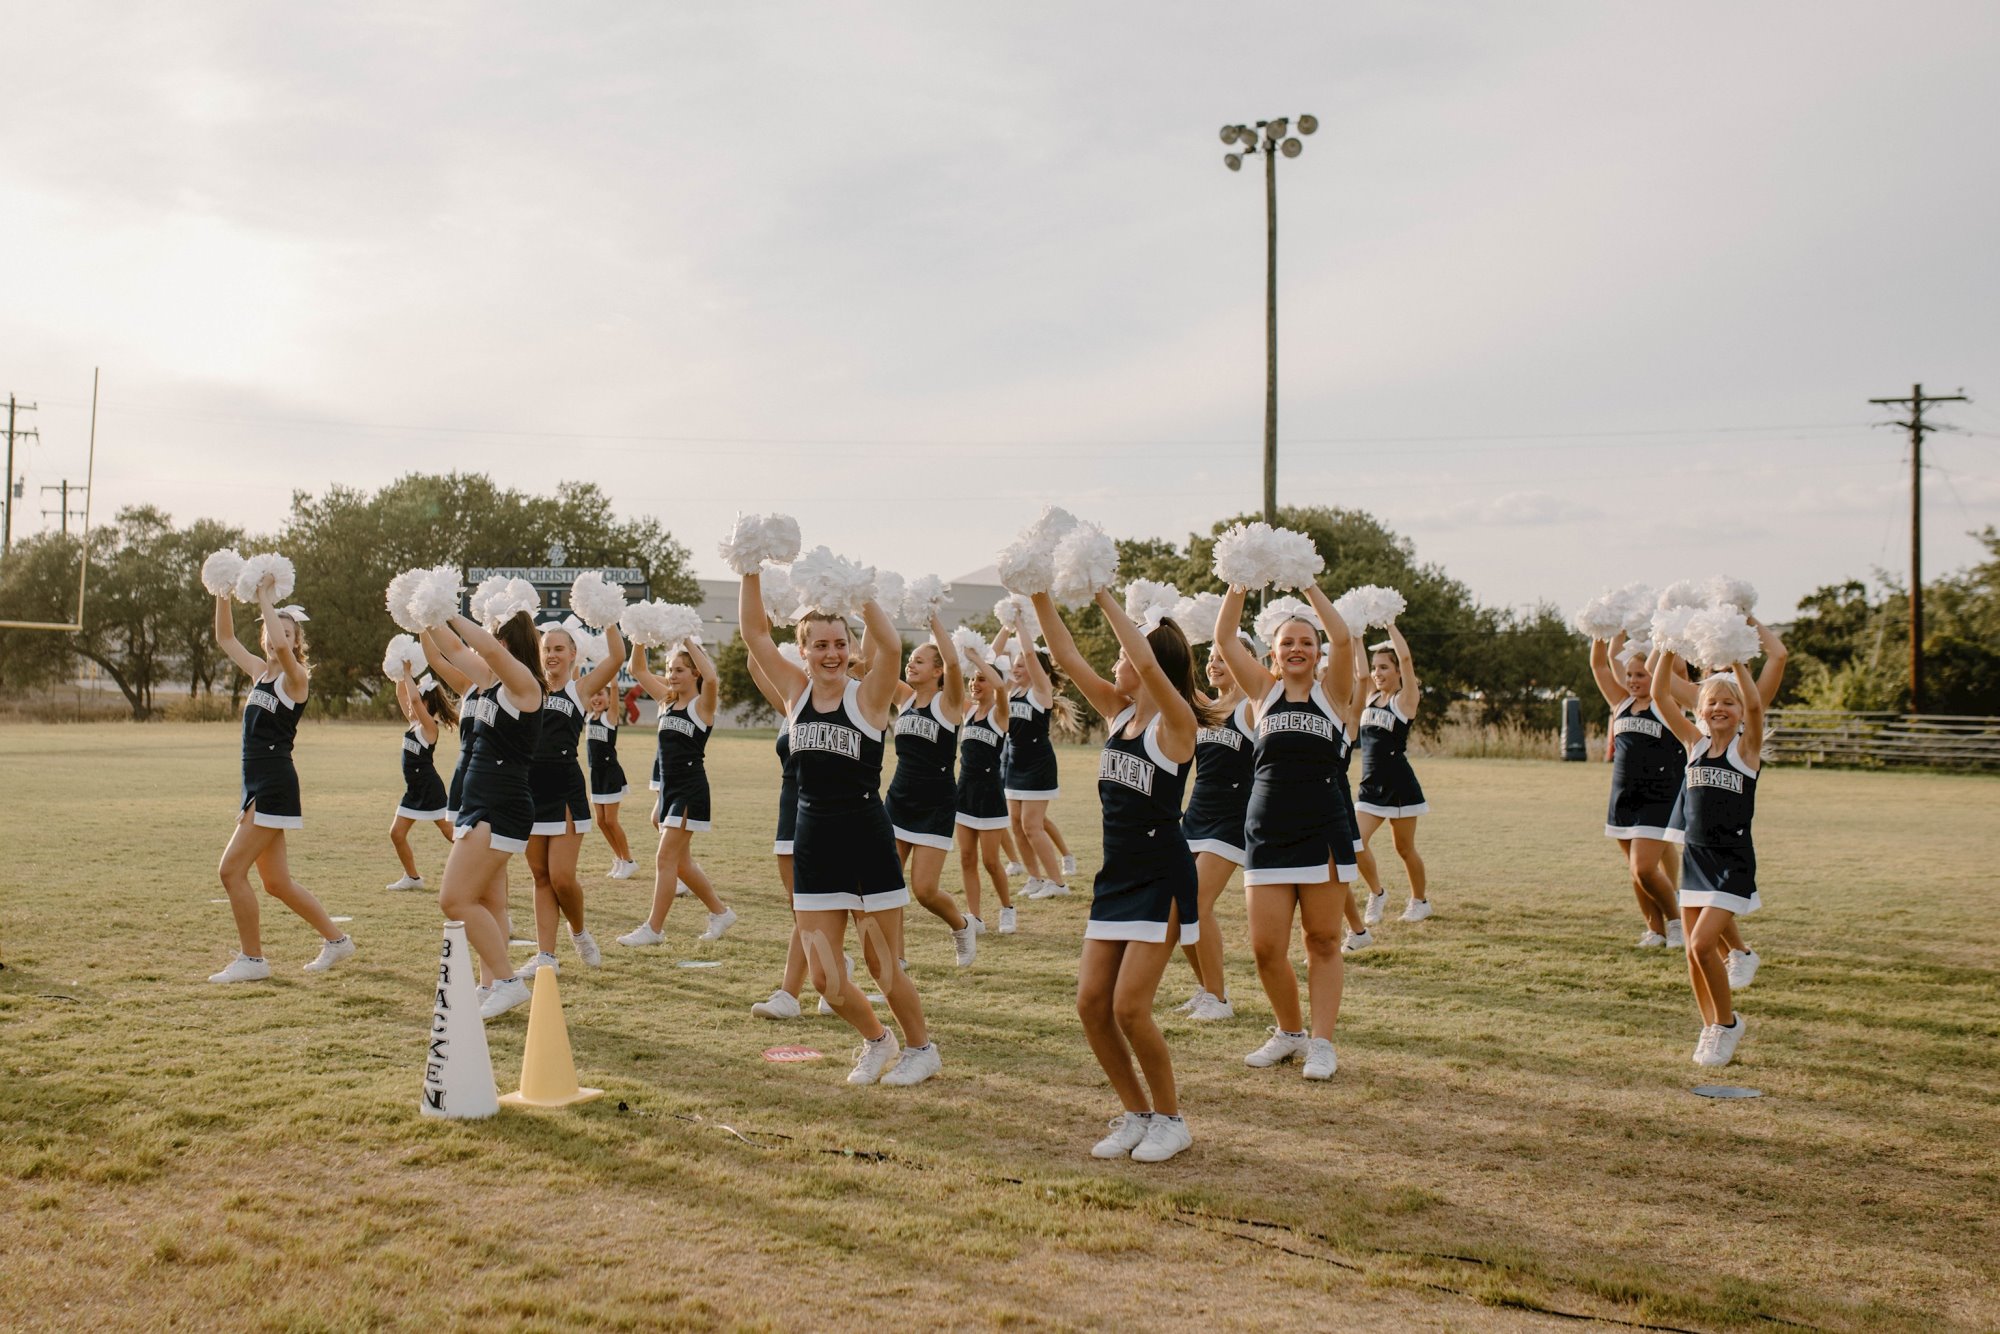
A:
[[657, 602, 703, 647], [1650, 605, 1701, 660], [465, 575, 506, 626], [382, 634, 422, 680], [1255, 595, 1318, 646], [574, 629, 610, 670], [1657, 580, 1707, 611], [234, 552, 296, 603], [485, 577, 540, 627], [568, 571, 629, 629], [874, 571, 907, 621], [759, 564, 797, 627], [1686, 606, 1760, 671], [996, 506, 1079, 595], [201, 548, 244, 597], [994, 596, 1022, 629], [1212, 522, 1278, 589], [1332, 584, 1406, 632], [1123, 579, 1181, 627], [902, 574, 948, 624], [383, 568, 426, 633], [1706, 576, 1758, 614], [1616, 638, 1653, 666], [718, 512, 803, 575], [1614, 584, 1656, 638], [1172, 591, 1226, 644], [1049, 521, 1118, 607], [994, 594, 1041, 642], [950, 625, 992, 675], [1572, 591, 1624, 641], [778, 641, 805, 670], [408, 565, 462, 630], [1267, 528, 1325, 592], [618, 601, 662, 647], [788, 546, 878, 620]]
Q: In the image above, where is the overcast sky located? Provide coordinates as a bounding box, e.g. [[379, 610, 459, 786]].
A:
[[4, 2, 1997, 618]]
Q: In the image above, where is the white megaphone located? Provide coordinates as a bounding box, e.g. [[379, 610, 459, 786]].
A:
[[420, 921, 499, 1119]]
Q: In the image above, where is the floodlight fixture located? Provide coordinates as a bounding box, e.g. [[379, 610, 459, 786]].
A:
[[1281, 137, 1302, 158], [1297, 113, 1318, 134], [1224, 153, 1242, 171]]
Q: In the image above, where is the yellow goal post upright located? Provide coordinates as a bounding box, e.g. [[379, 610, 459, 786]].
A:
[[0, 367, 98, 632]]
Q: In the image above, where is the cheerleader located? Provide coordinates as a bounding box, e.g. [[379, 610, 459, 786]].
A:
[[586, 686, 637, 879], [1650, 650, 1764, 1067], [886, 613, 979, 966], [208, 584, 354, 982], [955, 649, 1016, 935], [994, 626, 1073, 899], [738, 570, 941, 1088], [420, 623, 509, 988], [1174, 639, 1252, 1019], [386, 671, 455, 890], [1354, 624, 1431, 923], [1589, 633, 1683, 945], [747, 643, 815, 1019], [617, 636, 738, 946], [1214, 584, 1355, 1081], [1032, 588, 1208, 1162]]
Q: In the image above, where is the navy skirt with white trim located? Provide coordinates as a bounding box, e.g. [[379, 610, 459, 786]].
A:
[[242, 756, 303, 830], [528, 761, 593, 836], [1086, 826, 1199, 944], [1681, 842, 1761, 915], [456, 765, 535, 854]]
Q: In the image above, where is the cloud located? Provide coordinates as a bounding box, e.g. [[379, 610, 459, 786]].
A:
[[1415, 490, 1604, 527]]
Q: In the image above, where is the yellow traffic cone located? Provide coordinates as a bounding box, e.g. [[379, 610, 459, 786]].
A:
[[499, 968, 603, 1108]]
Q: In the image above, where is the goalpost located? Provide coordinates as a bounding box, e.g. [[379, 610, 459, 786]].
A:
[[0, 367, 99, 632]]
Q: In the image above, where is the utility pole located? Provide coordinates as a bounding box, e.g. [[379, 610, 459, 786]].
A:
[[1868, 383, 1967, 713], [3, 394, 39, 554], [41, 480, 87, 537]]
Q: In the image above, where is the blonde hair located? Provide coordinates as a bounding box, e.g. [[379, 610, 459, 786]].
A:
[[1697, 676, 1744, 710]]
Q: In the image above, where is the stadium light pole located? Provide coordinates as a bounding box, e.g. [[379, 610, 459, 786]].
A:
[[1219, 114, 1317, 525]]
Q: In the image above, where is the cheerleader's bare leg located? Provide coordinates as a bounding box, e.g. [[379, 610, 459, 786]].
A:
[[644, 826, 696, 931], [900, 841, 969, 930], [1181, 851, 1234, 999], [1045, 820, 1072, 860], [438, 824, 517, 981], [1246, 885, 1306, 1033], [389, 815, 420, 880], [1622, 837, 1676, 934], [775, 856, 811, 998], [1390, 816, 1427, 900], [431, 818, 454, 847], [955, 827, 985, 920], [594, 801, 631, 863], [1683, 905, 1734, 1027], [1078, 938, 1179, 1116], [799, 909, 884, 1037], [856, 908, 928, 1046], [543, 826, 587, 935], [978, 830, 1012, 908], [674, 852, 726, 915], [1297, 886, 1345, 1039], [525, 835, 560, 955], [252, 834, 342, 941], [1012, 799, 1063, 883], [219, 812, 282, 956]]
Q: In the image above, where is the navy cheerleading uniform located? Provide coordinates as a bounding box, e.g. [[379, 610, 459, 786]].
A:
[[528, 680, 593, 837], [1182, 697, 1254, 864], [586, 711, 628, 804], [241, 673, 305, 829], [396, 723, 449, 821], [1332, 714, 1364, 859], [653, 698, 713, 831], [1001, 687, 1061, 800], [1355, 692, 1429, 818], [954, 706, 1010, 830], [773, 719, 797, 856], [786, 680, 906, 911], [1678, 735, 1761, 915], [885, 694, 958, 850], [1087, 706, 1198, 944], [1604, 697, 1686, 844], [444, 698, 476, 825], [1244, 683, 1349, 886], [455, 682, 542, 854]]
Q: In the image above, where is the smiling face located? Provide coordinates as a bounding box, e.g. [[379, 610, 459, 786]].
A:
[[968, 669, 993, 706], [665, 650, 699, 702], [1206, 646, 1232, 690], [906, 643, 943, 691], [1273, 618, 1319, 681], [540, 627, 577, 684], [1008, 652, 1030, 688], [1370, 649, 1402, 694], [798, 614, 851, 686], [588, 687, 610, 715], [1622, 656, 1652, 701], [1698, 678, 1744, 736]]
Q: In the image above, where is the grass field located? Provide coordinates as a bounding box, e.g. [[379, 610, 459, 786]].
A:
[[2, 722, 1996, 1332]]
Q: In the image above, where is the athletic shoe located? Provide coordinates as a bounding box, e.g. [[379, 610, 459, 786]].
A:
[[1726, 949, 1760, 989], [1637, 930, 1668, 948], [967, 914, 986, 936], [1302, 1037, 1339, 1080], [1004, 861, 1025, 878], [881, 1042, 942, 1087], [208, 954, 270, 984], [1175, 988, 1207, 1014], [698, 907, 738, 942], [817, 994, 838, 1016], [1091, 1111, 1152, 1159], [475, 984, 491, 1006], [1666, 920, 1686, 949], [1189, 992, 1235, 1021], [609, 860, 637, 881], [998, 907, 1017, 934], [385, 875, 423, 891], [1027, 879, 1070, 900], [753, 989, 801, 1020], [1061, 853, 1078, 877], [617, 922, 666, 947], [518, 951, 559, 979], [1702, 1014, 1747, 1067], [1244, 1027, 1310, 1068], [1363, 891, 1386, 925], [1401, 898, 1432, 923], [951, 922, 978, 967], [675, 880, 692, 897], [303, 935, 355, 973], [570, 928, 602, 968], [1130, 1114, 1192, 1163], [816, 955, 857, 1015], [1341, 929, 1374, 954], [479, 976, 531, 1019], [1691, 1025, 1719, 1065], [846, 1032, 901, 1085]]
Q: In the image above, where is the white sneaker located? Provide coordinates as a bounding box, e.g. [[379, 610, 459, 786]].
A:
[[1060, 853, 1078, 877], [385, 875, 422, 891], [998, 907, 1017, 934], [570, 928, 602, 968], [753, 989, 802, 1020], [617, 922, 665, 947], [303, 935, 355, 973], [479, 976, 531, 1019], [1004, 861, 1025, 878], [1666, 920, 1686, 949], [817, 994, 838, 1016], [208, 954, 270, 984], [1401, 898, 1432, 923], [1637, 930, 1668, 948], [1130, 1114, 1192, 1163], [846, 1032, 901, 1085], [967, 914, 986, 936], [1189, 992, 1234, 1021], [1091, 1111, 1152, 1159], [1026, 878, 1070, 900], [1363, 891, 1385, 925], [1245, 1027, 1310, 1068], [698, 907, 738, 941], [1175, 988, 1207, 1014], [1726, 949, 1760, 989], [675, 880, 692, 897], [475, 983, 491, 1006], [1342, 929, 1374, 954], [951, 922, 978, 967], [609, 859, 637, 881], [881, 1042, 942, 1087], [816, 955, 858, 1015], [1302, 1037, 1338, 1080], [1691, 1025, 1719, 1065], [519, 951, 559, 978], [1702, 1015, 1746, 1067]]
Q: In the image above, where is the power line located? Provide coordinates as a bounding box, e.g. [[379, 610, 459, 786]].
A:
[[3, 394, 39, 554]]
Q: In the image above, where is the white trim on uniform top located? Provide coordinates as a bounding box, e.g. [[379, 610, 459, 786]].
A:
[[840, 678, 883, 742], [1245, 864, 1332, 886], [251, 810, 303, 830], [893, 825, 955, 851], [954, 812, 1011, 830], [772, 839, 794, 855], [1354, 800, 1430, 818], [592, 787, 630, 805], [793, 888, 911, 912], [456, 823, 528, 855], [1368, 691, 1414, 724], [397, 804, 449, 821], [264, 673, 298, 709], [1186, 837, 1247, 865], [1004, 786, 1060, 801], [1680, 886, 1762, 915], [1084, 919, 1202, 945], [1605, 823, 1687, 844], [658, 813, 713, 832], [1109, 705, 1180, 776], [530, 816, 595, 837]]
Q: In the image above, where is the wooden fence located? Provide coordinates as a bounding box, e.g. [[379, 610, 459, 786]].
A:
[[1764, 709, 2000, 771]]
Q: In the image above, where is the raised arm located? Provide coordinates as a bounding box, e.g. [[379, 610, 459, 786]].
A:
[[1301, 584, 1355, 701], [422, 622, 487, 692], [932, 612, 965, 723], [1751, 618, 1788, 707], [739, 571, 806, 703], [404, 676, 440, 746], [744, 643, 790, 715], [1384, 622, 1419, 717], [395, 672, 418, 724], [1029, 590, 1125, 720], [213, 594, 264, 679], [1095, 588, 1196, 760], [1734, 658, 1766, 759], [1013, 616, 1055, 704], [1214, 586, 1274, 704], [855, 597, 902, 724], [974, 656, 1009, 733], [257, 583, 309, 701], [1589, 634, 1626, 709], [682, 635, 720, 727], [627, 639, 669, 704], [1651, 651, 1703, 748], [575, 623, 627, 701], [447, 613, 540, 711]]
